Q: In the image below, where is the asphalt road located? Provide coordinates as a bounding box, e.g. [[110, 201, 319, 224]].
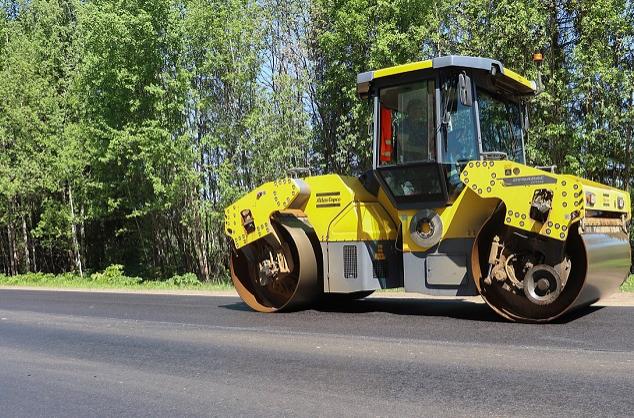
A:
[[0, 289, 632, 417]]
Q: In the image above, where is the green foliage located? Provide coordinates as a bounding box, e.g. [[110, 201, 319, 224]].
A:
[[0, 265, 233, 290], [165, 272, 200, 287], [622, 276, 634, 292], [0, 272, 78, 286], [89, 264, 142, 286]]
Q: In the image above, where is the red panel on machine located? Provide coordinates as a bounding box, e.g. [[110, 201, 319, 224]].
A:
[[379, 108, 392, 162]]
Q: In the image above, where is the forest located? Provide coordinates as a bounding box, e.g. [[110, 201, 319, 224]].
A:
[[1, 0, 633, 282]]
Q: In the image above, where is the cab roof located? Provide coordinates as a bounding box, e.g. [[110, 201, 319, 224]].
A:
[[357, 55, 537, 98]]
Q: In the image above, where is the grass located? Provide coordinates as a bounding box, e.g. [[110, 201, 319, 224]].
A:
[[1, 267, 633, 294], [0, 265, 233, 292], [621, 275, 634, 292]]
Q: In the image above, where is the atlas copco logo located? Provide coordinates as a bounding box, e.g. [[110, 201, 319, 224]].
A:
[[315, 192, 341, 208]]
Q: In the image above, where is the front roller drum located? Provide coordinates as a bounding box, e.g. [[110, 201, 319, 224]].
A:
[[472, 209, 631, 322], [230, 216, 320, 312]]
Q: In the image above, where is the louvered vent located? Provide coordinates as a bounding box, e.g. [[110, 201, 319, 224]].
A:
[[343, 245, 357, 279]]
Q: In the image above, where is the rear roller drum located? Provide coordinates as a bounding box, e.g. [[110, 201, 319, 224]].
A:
[[230, 216, 320, 312]]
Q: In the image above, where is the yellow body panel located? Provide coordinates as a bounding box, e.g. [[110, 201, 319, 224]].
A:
[[503, 68, 537, 90], [327, 202, 397, 242], [224, 178, 307, 249], [460, 160, 630, 241], [301, 175, 374, 241], [225, 174, 399, 249], [373, 60, 433, 79], [225, 162, 630, 250], [398, 187, 500, 252], [570, 176, 631, 215], [364, 58, 536, 94]]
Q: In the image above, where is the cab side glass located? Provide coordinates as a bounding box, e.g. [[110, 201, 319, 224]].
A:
[[378, 80, 436, 166], [441, 77, 479, 165], [440, 76, 479, 202]]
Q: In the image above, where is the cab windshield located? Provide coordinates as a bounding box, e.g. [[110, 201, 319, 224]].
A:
[[478, 89, 524, 162]]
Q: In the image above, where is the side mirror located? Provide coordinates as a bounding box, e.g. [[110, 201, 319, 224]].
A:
[[458, 73, 473, 107]]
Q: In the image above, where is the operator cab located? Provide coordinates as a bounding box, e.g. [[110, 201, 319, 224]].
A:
[[357, 56, 537, 209]]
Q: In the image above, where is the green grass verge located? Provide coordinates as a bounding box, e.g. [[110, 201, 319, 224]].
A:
[[621, 275, 634, 292], [0, 265, 233, 292], [1, 268, 633, 293]]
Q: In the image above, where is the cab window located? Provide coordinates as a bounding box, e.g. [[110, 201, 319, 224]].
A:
[[440, 77, 479, 164], [478, 89, 524, 162], [378, 80, 436, 166], [439, 76, 479, 202]]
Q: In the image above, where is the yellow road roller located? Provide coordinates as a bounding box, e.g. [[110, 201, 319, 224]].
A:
[[225, 56, 631, 322]]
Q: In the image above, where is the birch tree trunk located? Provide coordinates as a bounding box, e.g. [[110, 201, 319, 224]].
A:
[[31, 238, 37, 272], [190, 197, 210, 282], [21, 214, 30, 273], [80, 204, 86, 270], [7, 223, 17, 276]]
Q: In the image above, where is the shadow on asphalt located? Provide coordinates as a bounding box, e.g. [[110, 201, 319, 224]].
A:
[[220, 297, 605, 324], [550, 305, 604, 324]]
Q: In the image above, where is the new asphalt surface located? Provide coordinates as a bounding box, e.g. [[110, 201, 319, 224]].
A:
[[0, 289, 632, 417]]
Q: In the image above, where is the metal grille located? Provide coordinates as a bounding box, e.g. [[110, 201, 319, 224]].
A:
[[343, 245, 357, 279], [372, 260, 387, 279]]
